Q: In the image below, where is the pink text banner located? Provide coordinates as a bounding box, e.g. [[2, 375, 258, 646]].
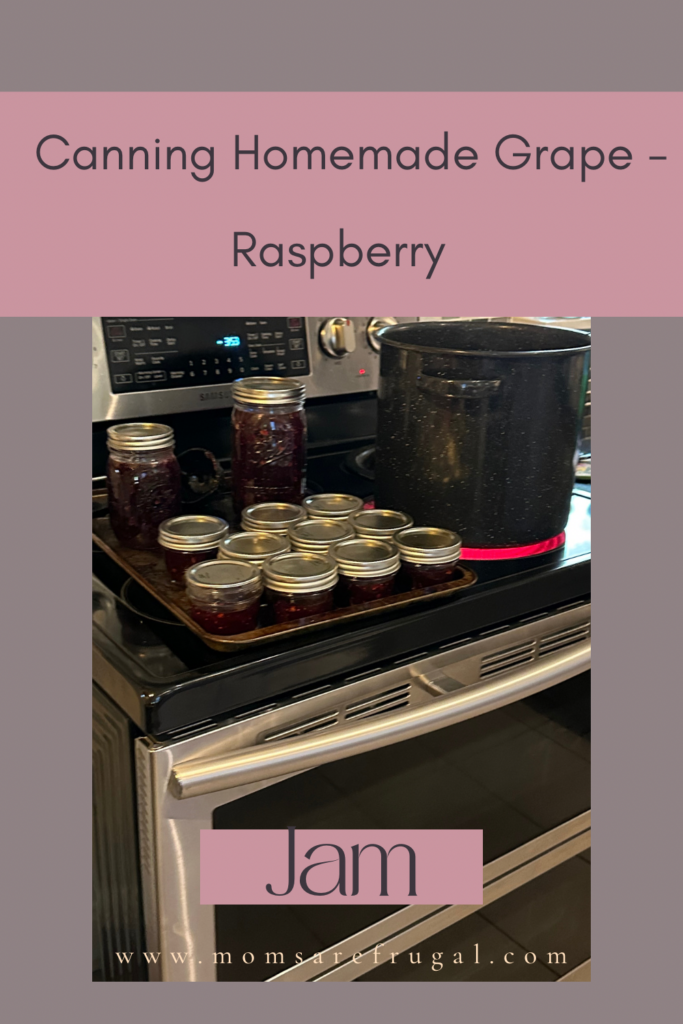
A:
[[0, 92, 680, 314], [200, 827, 483, 905]]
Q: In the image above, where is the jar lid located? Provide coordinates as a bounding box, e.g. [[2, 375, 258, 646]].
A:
[[218, 531, 290, 563], [185, 560, 262, 593], [289, 518, 354, 552], [351, 509, 414, 538], [394, 526, 462, 565], [242, 503, 307, 534], [107, 422, 174, 452], [158, 515, 229, 551], [232, 377, 306, 405], [303, 493, 364, 520], [262, 552, 338, 594], [331, 538, 401, 578]]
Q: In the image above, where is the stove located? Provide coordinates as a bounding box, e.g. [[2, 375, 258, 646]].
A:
[[93, 436, 590, 739], [92, 317, 590, 983]]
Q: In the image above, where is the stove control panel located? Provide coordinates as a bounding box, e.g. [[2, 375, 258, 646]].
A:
[[93, 315, 418, 421]]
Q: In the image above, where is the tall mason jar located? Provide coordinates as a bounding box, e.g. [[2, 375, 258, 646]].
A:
[[231, 377, 307, 516], [106, 422, 182, 550]]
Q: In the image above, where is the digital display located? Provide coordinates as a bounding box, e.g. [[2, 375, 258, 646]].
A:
[[216, 336, 241, 347], [107, 324, 126, 338]]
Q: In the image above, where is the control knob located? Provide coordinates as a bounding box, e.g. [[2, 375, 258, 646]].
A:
[[366, 317, 398, 353], [319, 318, 356, 358]]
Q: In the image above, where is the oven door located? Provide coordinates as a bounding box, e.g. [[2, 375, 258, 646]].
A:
[[136, 602, 590, 982]]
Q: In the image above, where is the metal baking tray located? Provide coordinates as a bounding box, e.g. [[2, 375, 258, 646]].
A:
[[92, 517, 477, 651]]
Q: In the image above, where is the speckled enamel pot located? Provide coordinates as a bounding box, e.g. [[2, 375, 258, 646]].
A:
[[374, 321, 590, 549]]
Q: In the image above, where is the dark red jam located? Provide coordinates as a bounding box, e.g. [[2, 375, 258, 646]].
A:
[[107, 451, 182, 550], [338, 573, 397, 606], [164, 547, 219, 584], [231, 405, 306, 515], [190, 599, 261, 635], [403, 561, 459, 589], [265, 587, 334, 623]]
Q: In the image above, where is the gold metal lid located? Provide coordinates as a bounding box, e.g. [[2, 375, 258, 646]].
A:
[[303, 493, 364, 520], [241, 503, 307, 534], [158, 515, 229, 551], [262, 552, 338, 594], [394, 526, 462, 564], [218, 531, 290, 564], [288, 518, 354, 552], [331, 538, 401, 578], [107, 422, 174, 452], [232, 377, 305, 405], [185, 560, 262, 594], [351, 508, 414, 538]]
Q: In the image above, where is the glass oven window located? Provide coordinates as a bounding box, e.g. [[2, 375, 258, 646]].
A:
[[212, 672, 590, 981]]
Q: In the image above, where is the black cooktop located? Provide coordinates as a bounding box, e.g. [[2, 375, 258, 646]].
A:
[[92, 444, 590, 738]]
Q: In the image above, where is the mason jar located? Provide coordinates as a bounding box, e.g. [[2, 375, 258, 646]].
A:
[[394, 526, 462, 588], [158, 515, 229, 583], [231, 377, 307, 516], [106, 423, 182, 550], [331, 537, 401, 605], [262, 552, 338, 623], [185, 560, 263, 635]]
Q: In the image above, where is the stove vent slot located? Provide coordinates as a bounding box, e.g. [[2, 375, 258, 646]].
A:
[[345, 683, 412, 722], [263, 712, 339, 744], [538, 623, 591, 656], [480, 641, 536, 678]]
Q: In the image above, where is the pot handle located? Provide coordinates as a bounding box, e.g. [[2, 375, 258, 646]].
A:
[[417, 375, 501, 399]]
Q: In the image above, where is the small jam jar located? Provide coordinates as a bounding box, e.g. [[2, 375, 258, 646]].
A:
[[350, 508, 414, 540], [331, 537, 400, 605], [185, 560, 263, 635], [106, 422, 182, 550], [303, 493, 364, 522], [262, 552, 338, 623], [241, 502, 306, 537], [288, 518, 354, 554], [157, 515, 229, 583], [231, 377, 307, 515], [218, 531, 290, 567], [394, 526, 462, 588]]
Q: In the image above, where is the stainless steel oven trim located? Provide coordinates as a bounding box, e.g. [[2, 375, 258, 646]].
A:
[[269, 812, 590, 982], [557, 958, 591, 981], [308, 828, 591, 982], [171, 640, 590, 799], [135, 604, 590, 982]]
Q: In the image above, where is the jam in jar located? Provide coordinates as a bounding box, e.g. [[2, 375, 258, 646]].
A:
[[394, 526, 462, 589], [231, 377, 307, 515], [185, 560, 263, 636], [331, 537, 400, 605], [158, 515, 229, 583], [218, 531, 289, 568], [350, 508, 413, 540], [262, 552, 338, 623], [241, 502, 306, 537], [288, 518, 354, 554], [106, 423, 182, 550], [303, 493, 363, 522]]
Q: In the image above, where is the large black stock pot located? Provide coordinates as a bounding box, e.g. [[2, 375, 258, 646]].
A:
[[374, 320, 590, 552]]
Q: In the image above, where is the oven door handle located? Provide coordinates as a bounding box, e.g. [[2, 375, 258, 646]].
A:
[[169, 640, 590, 799]]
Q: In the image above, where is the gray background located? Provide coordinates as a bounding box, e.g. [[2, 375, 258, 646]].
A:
[[1, 0, 682, 90], [2, 0, 682, 1018]]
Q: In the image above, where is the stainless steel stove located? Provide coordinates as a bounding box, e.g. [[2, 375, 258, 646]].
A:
[[92, 316, 591, 983]]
